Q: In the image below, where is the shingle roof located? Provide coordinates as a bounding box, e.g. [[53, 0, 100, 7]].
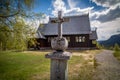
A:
[[42, 14, 91, 35], [35, 30, 46, 39], [37, 14, 97, 40]]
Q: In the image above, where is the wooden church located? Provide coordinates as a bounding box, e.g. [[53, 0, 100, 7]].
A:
[[35, 14, 97, 49]]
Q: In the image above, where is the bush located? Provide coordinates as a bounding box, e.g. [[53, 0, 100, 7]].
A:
[[113, 44, 120, 60], [114, 44, 120, 51], [96, 42, 104, 49]]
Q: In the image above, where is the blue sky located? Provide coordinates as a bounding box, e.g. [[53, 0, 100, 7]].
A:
[[33, 0, 105, 14], [32, 0, 120, 40]]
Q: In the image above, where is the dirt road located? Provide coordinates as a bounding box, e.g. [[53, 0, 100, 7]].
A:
[[94, 50, 120, 80]]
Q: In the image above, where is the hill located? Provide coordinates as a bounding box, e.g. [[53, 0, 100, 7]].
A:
[[98, 34, 120, 47]]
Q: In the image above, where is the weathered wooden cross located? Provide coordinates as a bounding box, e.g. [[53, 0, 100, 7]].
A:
[[50, 11, 69, 38]]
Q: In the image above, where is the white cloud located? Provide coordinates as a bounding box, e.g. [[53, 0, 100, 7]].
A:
[[40, 14, 49, 23], [90, 1, 120, 40], [52, 0, 66, 16], [52, 0, 93, 16], [91, 18, 120, 40], [98, 18, 120, 29], [91, 20, 101, 28], [25, 14, 49, 31], [91, 5, 117, 17], [66, 0, 93, 15], [90, 8, 109, 19], [90, 0, 120, 22], [91, 0, 120, 7], [90, 3, 120, 23], [67, 0, 78, 9]]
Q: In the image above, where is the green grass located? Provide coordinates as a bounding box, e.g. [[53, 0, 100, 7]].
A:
[[0, 51, 50, 80], [0, 50, 99, 80], [68, 55, 94, 80], [114, 50, 120, 60]]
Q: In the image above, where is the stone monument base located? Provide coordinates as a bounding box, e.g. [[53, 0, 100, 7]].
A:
[[45, 51, 72, 80]]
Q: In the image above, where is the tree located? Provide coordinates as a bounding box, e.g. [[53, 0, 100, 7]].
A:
[[0, 0, 39, 51], [0, 16, 37, 51], [114, 44, 120, 51], [0, 0, 34, 18], [0, 24, 12, 50]]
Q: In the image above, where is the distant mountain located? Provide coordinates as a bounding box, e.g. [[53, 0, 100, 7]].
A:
[[98, 34, 120, 47]]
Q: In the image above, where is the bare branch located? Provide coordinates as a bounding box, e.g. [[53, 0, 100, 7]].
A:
[[0, 12, 19, 18], [6, 18, 13, 25], [0, 1, 20, 18], [0, 18, 9, 27]]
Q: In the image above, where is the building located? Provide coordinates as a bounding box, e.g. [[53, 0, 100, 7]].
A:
[[35, 14, 97, 49]]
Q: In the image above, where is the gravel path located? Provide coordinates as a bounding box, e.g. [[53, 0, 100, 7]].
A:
[[94, 50, 120, 80]]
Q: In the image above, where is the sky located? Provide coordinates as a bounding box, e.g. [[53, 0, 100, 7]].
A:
[[32, 0, 120, 41]]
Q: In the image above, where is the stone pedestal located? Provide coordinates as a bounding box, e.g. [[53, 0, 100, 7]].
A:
[[45, 51, 72, 80]]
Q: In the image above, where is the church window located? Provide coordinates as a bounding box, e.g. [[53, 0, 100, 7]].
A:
[[76, 36, 85, 42], [82, 36, 85, 42], [75, 36, 78, 42], [78, 36, 82, 42]]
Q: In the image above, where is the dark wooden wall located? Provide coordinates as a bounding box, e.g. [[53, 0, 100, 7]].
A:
[[36, 34, 96, 48]]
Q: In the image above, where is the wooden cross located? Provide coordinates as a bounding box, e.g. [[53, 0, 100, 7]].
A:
[[50, 11, 69, 38]]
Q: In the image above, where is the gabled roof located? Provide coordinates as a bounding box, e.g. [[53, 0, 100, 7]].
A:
[[35, 30, 46, 39], [39, 14, 91, 36], [36, 14, 97, 40]]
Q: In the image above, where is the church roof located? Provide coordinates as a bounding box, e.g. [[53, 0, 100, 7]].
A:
[[40, 14, 91, 35], [37, 14, 97, 40], [35, 31, 46, 39]]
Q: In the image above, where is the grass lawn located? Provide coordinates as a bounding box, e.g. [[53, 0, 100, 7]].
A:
[[114, 50, 120, 61], [0, 50, 100, 80]]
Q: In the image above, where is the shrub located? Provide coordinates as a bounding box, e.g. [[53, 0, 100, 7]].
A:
[[114, 44, 120, 51]]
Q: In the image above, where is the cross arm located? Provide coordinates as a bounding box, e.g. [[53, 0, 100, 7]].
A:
[[50, 20, 57, 23], [50, 18, 69, 23], [63, 18, 69, 22]]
